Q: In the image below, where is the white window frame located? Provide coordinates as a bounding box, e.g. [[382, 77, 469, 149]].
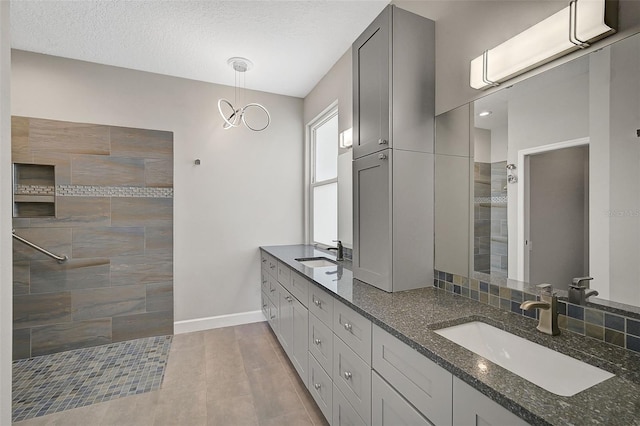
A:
[[305, 102, 339, 248]]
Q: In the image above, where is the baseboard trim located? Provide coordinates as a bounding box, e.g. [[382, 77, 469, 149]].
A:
[[174, 310, 266, 334]]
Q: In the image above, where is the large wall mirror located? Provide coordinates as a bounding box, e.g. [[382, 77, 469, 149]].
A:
[[436, 30, 640, 311]]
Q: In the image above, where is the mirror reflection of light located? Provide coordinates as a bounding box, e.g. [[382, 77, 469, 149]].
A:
[[478, 362, 488, 372]]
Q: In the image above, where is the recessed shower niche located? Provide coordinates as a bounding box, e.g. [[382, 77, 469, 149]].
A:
[[13, 163, 56, 218]]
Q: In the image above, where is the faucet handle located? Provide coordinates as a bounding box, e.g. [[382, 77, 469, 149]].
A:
[[332, 239, 343, 247], [537, 283, 554, 296], [571, 276, 593, 288]]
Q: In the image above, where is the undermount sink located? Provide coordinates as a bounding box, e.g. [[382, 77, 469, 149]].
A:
[[435, 321, 614, 396], [295, 257, 337, 268]]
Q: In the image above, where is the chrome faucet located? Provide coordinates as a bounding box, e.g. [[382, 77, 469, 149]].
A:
[[520, 284, 560, 336], [327, 240, 344, 261], [568, 276, 597, 305]]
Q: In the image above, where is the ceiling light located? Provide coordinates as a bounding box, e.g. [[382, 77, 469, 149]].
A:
[[470, 0, 617, 90], [218, 57, 271, 132], [478, 111, 492, 117]]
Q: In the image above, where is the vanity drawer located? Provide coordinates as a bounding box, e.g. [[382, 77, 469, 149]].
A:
[[266, 273, 279, 304], [290, 271, 309, 307], [277, 260, 291, 289], [261, 291, 268, 320], [309, 286, 334, 329], [266, 253, 278, 277], [334, 334, 372, 424], [309, 352, 333, 424], [372, 371, 432, 426], [261, 268, 269, 294], [372, 325, 452, 425], [453, 377, 529, 426], [333, 384, 367, 426], [260, 250, 269, 269], [267, 296, 278, 334], [334, 300, 372, 364], [309, 312, 333, 375]]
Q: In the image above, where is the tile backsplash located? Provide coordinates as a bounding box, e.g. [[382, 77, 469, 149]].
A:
[[434, 268, 640, 354]]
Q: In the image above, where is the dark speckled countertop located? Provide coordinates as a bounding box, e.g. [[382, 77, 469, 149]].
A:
[[261, 245, 640, 426]]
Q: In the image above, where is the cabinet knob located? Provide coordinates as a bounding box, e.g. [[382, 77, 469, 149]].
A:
[[314, 383, 321, 390], [270, 315, 276, 320], [270, 265, 276, 269], [262, 304, 267, 308], [285, 296, 293, 303], [262, 279, 267, 284], [378, 138, 388, 145], [378, 153, 387, 160], [314, 338, 321, 345], [270, 288, 276, 293], [344, 371, 352, 380], [314, 299, 322, 308], [262, 258, 267, 263], [344, 322, 353, 332]]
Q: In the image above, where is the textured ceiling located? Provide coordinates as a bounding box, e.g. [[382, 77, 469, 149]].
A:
[[10, 0, 389, 98]]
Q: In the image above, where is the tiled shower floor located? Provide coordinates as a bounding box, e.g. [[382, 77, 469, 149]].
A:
[[12, 335, 172, 422]]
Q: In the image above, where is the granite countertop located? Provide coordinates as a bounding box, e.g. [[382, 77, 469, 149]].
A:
[[261, 244, 640, 426]]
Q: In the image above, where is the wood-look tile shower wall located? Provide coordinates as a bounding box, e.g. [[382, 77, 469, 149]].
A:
[[11, 116, 174, 359]]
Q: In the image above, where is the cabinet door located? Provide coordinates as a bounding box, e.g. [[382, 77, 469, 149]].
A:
[[353, 149, 392, 291], [453, 377, 529, 426], [261, 291, 268, 320], [278, 284, 293, 356], [334, 300, 372, 364], [353, 5, 391, 159], [309, 353, 333, 424], [333, 384, 367, 426], [290, 297, 309, 387], [267, 297, 279, 334], [372, 371, 432, 426]]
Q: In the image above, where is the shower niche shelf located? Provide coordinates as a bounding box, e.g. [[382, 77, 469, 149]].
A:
[[13, 163, 56, 218]]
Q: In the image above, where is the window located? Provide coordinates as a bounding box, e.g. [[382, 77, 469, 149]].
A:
[[308, 107, 338, 247]]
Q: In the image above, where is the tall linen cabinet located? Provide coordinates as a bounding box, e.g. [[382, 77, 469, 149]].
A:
[[352, 5, 435, 292]]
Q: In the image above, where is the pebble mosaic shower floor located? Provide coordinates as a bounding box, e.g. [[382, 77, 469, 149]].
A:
[[12, 335, 172, 422]]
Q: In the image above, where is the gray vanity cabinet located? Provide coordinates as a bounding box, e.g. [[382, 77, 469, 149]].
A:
[[278, 283, 309, 388], [352, 4, 435, 293], [352, 5, 435, 159], [353, 148, 434, 292], [353, 6, 391, 159], [353, 150, 392, 290]]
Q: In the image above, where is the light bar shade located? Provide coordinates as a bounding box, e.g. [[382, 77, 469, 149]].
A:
[[470, 0, 616, 90]]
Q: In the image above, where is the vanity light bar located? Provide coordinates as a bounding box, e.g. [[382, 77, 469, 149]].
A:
[[470, 0, 617, 90]]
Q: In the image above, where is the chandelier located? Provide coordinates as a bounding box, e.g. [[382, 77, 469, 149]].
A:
[[217, 57, 271, 132]]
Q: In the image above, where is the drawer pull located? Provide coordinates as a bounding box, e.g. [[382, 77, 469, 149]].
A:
[[314, 298, 322, 308], [262, 304, 267, 308], [262, 279, 267, 284], [270, 315, 276, 320], [378, 138, 388, 145], [314, 383, 321, 390], [270, 288, 276, 293], [378, 153, 387, 160], [343, 371, 352, 380], [343, 322, 353, 332], [285, 296, 293, 302], [314, 338, 322, 345], [270, 265, 276, 269], [262, 258, 267, 263]]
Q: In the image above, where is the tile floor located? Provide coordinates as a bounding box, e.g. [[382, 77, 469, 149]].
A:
[[13, 322, 328, 426], [13, 336, 172, 422]]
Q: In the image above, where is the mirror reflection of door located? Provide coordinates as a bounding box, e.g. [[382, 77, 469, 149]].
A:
[[524, 144, 589, 291]]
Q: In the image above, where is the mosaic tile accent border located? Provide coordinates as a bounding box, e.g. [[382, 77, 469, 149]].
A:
[[12, 335, 172, 422], [473, 196, 508, 204], [14, 185, 55, 196], [16, 184, 173, 198], [434, 269, 640, 355]]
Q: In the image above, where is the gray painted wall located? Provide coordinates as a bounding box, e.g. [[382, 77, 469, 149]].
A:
[[11, 51, 304, 327]]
